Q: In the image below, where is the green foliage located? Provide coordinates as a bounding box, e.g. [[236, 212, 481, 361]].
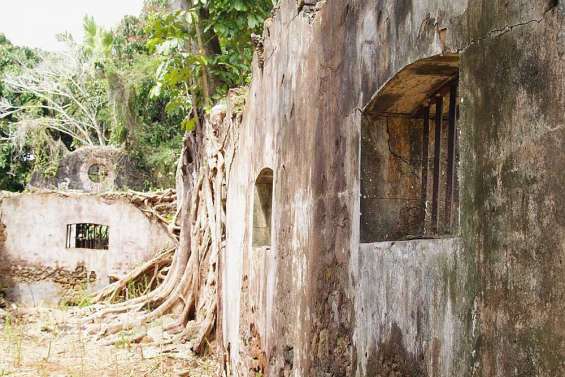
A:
[[106, 14, 187, 188], [58, 284, 93, 309], [112, 16, 150, 64], [204, 0, 274, 93], [0, 0, 273, 191], [0, 141, 31, 191], [144, 0, 274, 124], [83, 16, 114, 65], [0, 34, 39, 190]]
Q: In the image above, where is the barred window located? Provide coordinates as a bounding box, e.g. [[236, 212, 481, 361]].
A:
[[87, 164, 109, 183], [361, 56, 460, 242], [66, 223, 109, 250]]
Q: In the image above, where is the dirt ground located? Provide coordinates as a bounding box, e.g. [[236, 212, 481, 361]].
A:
[[0, 306, 221, 377]]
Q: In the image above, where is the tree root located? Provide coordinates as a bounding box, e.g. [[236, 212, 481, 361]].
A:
[[92, 247, 175, 303], [83, 97, 242, 356]]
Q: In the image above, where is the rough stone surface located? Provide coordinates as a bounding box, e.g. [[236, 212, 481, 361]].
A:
[[221, 0, 564, 376], [0, 191, 176, 306], [29, 146, 147, 192]]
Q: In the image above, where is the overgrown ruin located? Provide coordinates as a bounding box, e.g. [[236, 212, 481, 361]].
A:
[[0, 190, 177, 306], [1, 0, 564, 376]]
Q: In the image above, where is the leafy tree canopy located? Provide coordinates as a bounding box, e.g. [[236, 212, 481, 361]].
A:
[[0, 0, 274, 191]]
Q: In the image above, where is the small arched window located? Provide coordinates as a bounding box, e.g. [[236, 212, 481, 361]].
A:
[[252, 168, 274, 248]]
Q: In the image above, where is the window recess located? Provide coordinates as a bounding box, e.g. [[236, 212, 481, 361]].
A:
[[252, 168, 274, 248], [66, 223, 109, 250], [360, 55, 460, 242]]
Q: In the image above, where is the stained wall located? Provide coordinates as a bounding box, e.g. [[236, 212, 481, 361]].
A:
[[222, 0, 564, 376], [0, 192, 176, 306]]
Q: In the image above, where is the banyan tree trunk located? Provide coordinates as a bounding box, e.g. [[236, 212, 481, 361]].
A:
[[85, 91, 244, 356]]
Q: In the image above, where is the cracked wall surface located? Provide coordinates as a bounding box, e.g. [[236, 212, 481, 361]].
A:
[[222, 0, 564, 376]]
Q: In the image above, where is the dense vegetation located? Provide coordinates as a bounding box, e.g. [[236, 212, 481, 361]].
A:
[[0, 0, 273, 191]]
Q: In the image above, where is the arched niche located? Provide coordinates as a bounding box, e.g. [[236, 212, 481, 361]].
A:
[[361, 54, 460, 242], [252, 168, 274, 248]]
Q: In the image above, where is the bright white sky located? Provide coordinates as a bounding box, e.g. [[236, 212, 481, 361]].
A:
[[0, 0, 145, 51]]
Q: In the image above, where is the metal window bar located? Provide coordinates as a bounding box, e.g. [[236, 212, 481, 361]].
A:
[[421, 79, 459, 236], [445, 83, 458, 228], [66, 223, 109, 250], [66, 224, 72, 248], [420, 106, 430, 223], [431, 96, 443, 233]]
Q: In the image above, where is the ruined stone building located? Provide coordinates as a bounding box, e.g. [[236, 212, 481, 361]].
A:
[[0, 0, 563, 376], [220, 1, 564, 376], [29, 146, 146, 192], [0, 146, 175, 306]]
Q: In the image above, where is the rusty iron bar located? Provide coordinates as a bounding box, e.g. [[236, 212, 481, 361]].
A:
[[66, 224, 71, 248], [445, 83, 458, 229], [89, 225, 93, 249], [77, 223, 81, 248], [420, 106, 430, 225], [81, 224, 86, 248], [431, 96, 443, 233], [76, 223, 82, 248]]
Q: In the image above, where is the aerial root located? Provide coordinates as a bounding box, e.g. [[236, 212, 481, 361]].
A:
[[91, 247, 175, 304], [84, 102, 240, 355]]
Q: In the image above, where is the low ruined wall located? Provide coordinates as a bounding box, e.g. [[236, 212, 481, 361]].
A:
[[29, 146, 147, 192], [0, 192, 176, 306]]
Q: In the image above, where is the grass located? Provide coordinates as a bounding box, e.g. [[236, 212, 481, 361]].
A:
[[2, 313, 24, 369], [126, 278, 147, 300], [58, 284, 93, 309], [0, 307, 220, 376], [114, 330, 134, 350], [109, 276, 151, 304]]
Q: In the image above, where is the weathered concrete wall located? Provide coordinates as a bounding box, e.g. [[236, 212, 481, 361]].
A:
[[30, 146, 147, 192], [361, 116, 424, 242], [0, 192, 175, 306], [222, 0, 564, 376], [458, 2, 565, 375], [353, 239, 467, 377]]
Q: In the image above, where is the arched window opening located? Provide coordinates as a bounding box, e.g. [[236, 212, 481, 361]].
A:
[[361, 55, 460, 242], [253, 168, 274, 248]]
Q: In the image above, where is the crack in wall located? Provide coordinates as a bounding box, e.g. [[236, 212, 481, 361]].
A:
[[385, 119, 421, 179], [457, 3, 558, 52]]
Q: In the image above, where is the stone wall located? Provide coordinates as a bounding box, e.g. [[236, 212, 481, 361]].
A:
[[29, 146, 147, 192], [0, 192, 176, 306], [222, 0, 564, 376]]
